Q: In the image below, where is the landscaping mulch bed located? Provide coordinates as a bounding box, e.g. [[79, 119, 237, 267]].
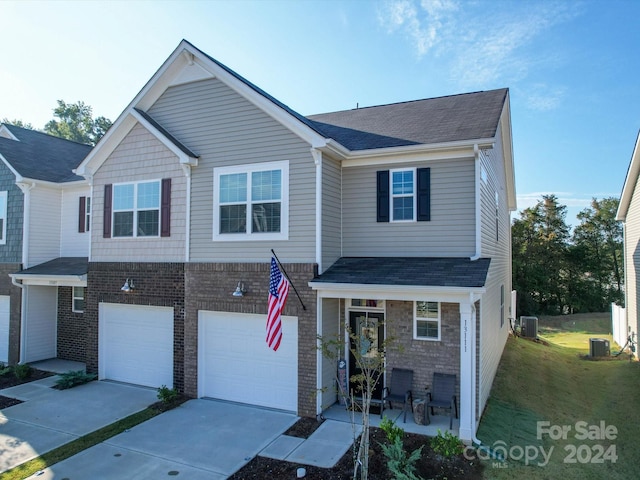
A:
[[229, 417, 483, 480], [0, 367, 54, 409]]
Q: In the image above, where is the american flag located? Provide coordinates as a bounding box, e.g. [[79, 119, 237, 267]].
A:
[[267, 257, 289, 351]]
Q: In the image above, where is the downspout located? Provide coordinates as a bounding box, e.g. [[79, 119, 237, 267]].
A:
[[86, 174, 94, 260], [470, 295, 482, 447], [310, 148, 323, 417], [470, 145, 482, 261]]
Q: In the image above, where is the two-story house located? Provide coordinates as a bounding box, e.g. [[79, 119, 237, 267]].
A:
[[74, 40, 516, 442], [0, 124, 91, 366]]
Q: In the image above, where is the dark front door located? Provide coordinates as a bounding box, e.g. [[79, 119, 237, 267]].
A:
[[348, 311, 385, 401]]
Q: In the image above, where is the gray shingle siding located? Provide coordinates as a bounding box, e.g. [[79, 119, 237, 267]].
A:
[[0, 167, 23, 263]]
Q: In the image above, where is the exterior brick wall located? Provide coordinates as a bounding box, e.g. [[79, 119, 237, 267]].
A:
[[385, 301, 460, 403], [185, 262, 318, 417], [85, 262, 185, 391], [57, 286, 86, 362], [0, 263, 22, 364]]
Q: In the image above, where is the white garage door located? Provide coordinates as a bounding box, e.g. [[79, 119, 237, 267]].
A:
[[99, 303, 173, 388], [0, 296, 10, 363], [199, 311, 298, 412]]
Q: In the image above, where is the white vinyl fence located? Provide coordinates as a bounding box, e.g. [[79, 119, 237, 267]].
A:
[[611, 303, 627, 348]]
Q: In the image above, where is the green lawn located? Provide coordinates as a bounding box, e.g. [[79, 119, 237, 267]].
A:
[[476, 313, 640, 480]]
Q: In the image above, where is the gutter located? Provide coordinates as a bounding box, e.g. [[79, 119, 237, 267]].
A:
[[11, 276, 25, 364]]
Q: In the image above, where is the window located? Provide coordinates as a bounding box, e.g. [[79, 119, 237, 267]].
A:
[[377, 168, 430, 222], [72, 287, 85, 313], [213, 161, 289, 240], [414, 301, 440, 340], [391, 169, 415, 221], [113, 181, 160, 237], [0, 191, 6, 244], [79, 196, 90, 233]]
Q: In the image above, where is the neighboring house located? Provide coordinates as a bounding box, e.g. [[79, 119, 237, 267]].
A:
[[0, 124, 91, 365], [74, 40, 516, 442], [615, 131, 640, 351]]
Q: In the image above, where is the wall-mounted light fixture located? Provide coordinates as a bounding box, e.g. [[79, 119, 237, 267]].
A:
[[121, 278, 135, 293], [232, 281, 246, 297]]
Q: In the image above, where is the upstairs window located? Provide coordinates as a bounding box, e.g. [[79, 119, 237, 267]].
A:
[[78, 196, 91, 233], [414, 301, 440, 341], [0, 191, 6, 244], [213, 161, 289, 241], [377, 168, 430, 223]]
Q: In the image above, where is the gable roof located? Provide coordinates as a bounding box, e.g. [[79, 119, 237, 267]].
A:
[[307, 89, 508, 151], [616, 130, 640, 221], [311, 257, 491, 288], [0, 124, 91, 183]]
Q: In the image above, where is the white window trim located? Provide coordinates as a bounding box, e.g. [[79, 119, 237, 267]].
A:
[[390, 168, 416, 223], [72, 286, 85, 313], [0, 191, 7, 245], [112, 179, 161, 238], [85, 196, 91, 233], [413, 301, 441, 341], [213, 160, 289, 241]]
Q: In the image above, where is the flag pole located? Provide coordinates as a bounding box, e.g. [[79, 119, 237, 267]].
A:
[[271, 249, 307, 311]]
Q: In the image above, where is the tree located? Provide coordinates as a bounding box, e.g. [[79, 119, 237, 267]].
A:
[[44, 100, 111, 145], [1, 118, 34, 129]]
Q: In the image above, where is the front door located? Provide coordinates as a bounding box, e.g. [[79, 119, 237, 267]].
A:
[[348, 311, 385, 401]]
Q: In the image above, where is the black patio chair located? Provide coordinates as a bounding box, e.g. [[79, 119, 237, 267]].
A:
[[381, 368, 414, 422], [425, 372, 458, 428]]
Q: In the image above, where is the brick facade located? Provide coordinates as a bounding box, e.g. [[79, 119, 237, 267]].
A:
[[185, 262, 318, 416], [57, 286, 86, 362], [85, 262, 185, 391]]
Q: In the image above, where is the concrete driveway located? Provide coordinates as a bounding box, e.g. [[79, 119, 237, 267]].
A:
[[0, 377, 158, 473], [28, 399, 298, 479]]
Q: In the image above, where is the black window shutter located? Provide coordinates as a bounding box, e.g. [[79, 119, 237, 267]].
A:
[[376, 170, 390, 222], [417, 167, 431, 221], [78, 196, 86, 233], [103, 184, 112, 238], [161, 178, 171, 237]]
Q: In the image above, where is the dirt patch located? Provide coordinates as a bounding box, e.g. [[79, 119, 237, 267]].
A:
[[229, 420, 483, 479], [0, 395, 23, 409], [0, 367, 54, 410], [148, 394, 190, 413]]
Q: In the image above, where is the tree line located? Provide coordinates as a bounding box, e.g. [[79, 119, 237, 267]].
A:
[[513, 194, 623, 316]]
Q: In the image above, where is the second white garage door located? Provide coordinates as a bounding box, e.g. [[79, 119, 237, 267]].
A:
[[99, 303, 174, 388], [198, 311, 298, 412]]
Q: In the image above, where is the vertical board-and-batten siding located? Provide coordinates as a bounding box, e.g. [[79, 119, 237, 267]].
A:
[[27, 185, 62, 267], [60, 186, 90, 257], [148, 78, 317, 263], [624, 171, 640, 341], [341, 158, 476, 257], [322, 156, 342, 271], [477, 122, 511, 414], [91, 124, 187, 262]]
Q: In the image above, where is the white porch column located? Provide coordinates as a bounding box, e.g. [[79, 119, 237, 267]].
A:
[[459, 300, 475, 442]]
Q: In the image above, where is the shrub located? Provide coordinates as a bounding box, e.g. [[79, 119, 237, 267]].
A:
[[55, 370, 96, 389], [157, 385, 179, 404], [380, 436, 424, 480], [380, 417, 405, 444], [14, 364, 33, 380], [431, 429, 464, 458], [0, 362, 11, 376]]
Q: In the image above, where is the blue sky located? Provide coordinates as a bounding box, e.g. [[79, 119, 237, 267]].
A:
[[1, 0, 638, 226]]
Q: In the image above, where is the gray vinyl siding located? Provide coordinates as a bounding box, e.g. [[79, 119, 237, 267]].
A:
[[0, 166, 22, 263], [623, 173, 640, 341], [321, 156, 341, 272], [91, 123, 187, 262], [148, 79, 317, 263], [341, 158, 476, 257], [477, 123, 511, 414]]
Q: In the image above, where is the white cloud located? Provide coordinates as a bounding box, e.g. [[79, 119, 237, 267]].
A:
[[525, 84, 566, 111]]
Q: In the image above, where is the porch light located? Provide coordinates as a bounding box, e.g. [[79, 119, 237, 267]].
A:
[[232, 281, 246, 297], [121, 278, 135, 292]]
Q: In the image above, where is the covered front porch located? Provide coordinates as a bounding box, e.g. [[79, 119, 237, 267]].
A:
[[309, 257, 489, 443]]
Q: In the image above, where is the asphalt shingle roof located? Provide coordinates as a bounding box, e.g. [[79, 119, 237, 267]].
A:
[[313, 257, 491, 288], [134, 108, 199, 158], [307, 89, 508, 151], [15, 257, 88, 277], [0, 125, 92, 183]]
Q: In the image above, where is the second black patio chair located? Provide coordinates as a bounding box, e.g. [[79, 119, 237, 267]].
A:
[[425, 372, 458, 428], [381, 367, 414, 422]]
